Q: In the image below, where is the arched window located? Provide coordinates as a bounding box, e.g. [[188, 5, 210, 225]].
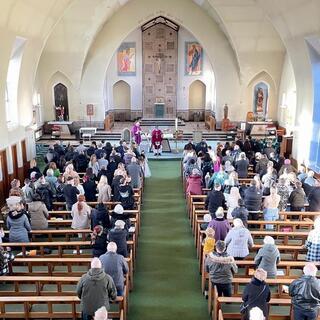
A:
[[6, 36, 27, 127], [53, 83, 69, 121]]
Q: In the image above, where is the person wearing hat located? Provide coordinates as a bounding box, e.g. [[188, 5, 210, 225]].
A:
[[203, 227, 216, 255], [205, 240, 238, 297], [91, 225, 108, 257], [201, 214, 212, 231], [6, 196, 31, 243], [99, 242, 129, 296], [205, 183, 226, 218], [186, 168, 203, 195], [208, 207, 231, 241], [118, 177, 135, 210], [110, 204, 130, 231], [91, 203, 110, 230], [108, 220, 128, 258]]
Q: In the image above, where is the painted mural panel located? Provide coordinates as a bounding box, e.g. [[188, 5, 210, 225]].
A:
[[117, 42, 136, 76], [185, 42, 203, 76]]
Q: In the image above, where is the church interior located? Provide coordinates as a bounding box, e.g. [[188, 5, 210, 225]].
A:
[[0, 0, 320, 319]]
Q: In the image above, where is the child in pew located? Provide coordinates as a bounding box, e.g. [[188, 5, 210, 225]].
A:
[[203, 227, 216, 255]]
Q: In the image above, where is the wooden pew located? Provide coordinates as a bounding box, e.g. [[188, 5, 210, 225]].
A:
[[0, 296, 124, 319], [11, 256, 134, 291]]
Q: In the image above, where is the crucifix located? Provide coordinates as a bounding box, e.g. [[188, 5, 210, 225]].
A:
[[152, 50, 168, 74]]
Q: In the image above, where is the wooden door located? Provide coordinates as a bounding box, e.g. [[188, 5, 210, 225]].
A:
[[11, 144, 18, 180], [21, 140, 29, 178]]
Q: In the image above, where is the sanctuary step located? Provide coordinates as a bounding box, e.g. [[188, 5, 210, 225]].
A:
[[139, 118, 185, 127]]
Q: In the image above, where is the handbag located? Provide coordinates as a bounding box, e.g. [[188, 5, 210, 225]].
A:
[[240, 285, 266, 314]]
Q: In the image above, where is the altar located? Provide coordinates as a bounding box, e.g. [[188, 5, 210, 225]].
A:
[[48, 121, 72, 138], [247, 121, 276, 137]]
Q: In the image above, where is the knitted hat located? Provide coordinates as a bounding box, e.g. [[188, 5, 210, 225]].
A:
[[203, 214, 212, 223], [215, 207, 224, 219], [114, 204, 124, 215]]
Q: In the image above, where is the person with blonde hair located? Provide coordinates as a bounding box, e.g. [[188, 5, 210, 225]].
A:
[[254, 236, 280, 278], [226, 186, 241, 219], [203, 227, 216, 255], [225, 218, 253, 259], [305, 217, 320, 262], [88, 154, 100, 177], [263, 186, 280, 230], [241, 268, 270, 319], [63, 163, 79, 180], [97, 175, 111, 203], [289, 262, 320, 320]]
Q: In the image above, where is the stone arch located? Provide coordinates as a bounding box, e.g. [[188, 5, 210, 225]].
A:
[[189, 80, 206, 110], [113, 80, 131, 110]]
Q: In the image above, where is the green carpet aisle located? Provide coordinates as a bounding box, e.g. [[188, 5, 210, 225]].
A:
[[129, 160, 208, 320]]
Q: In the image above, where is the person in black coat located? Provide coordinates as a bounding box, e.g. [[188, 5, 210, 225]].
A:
[[308, 186, 320, 212], [110, 204, 131, 231], [205, 183, 226, 218], [63, 177, 80, 210], [74, 151, 88, 173], [235, 153, 249, 178], [118, 178, 135, 210], [91, 225, 108, 257], [112, 175, 124, 202], [231, 199, 249, 227], [244, 180, 262, 220], [241, 268, 271, 320], [108, 220, 128, 257], [83, 177, 97, 202], [35, 177, 53, 211], [91, 203, 111, 230]]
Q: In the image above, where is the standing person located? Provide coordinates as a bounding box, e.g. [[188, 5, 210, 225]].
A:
[[289, 263, 320, 320], [126, 157, 143, 189], [28, 194, 49, 230], [226, 187, 241, 219], [244, 180, 262, 221], [63, 176, 80, 210], [308, 185, 320, 212], [108, 220, 128, 258], [254, 236, 280, 279], [231, 199, 249, 227], [305, 217, 320, 262], [71, 195, 91, 231], [76, 258, 117, 320], [91, 203, 110, 230], [263, 186, 280, 230], [186, 169, 203, 195], [208, 207, 231, 241], [288, 181, 306, 212], [91, 225, 108, 258], [225, 218, 253, 259], [99, 242, 129, 296], [6, 197, 31, 243], [97, 176, 112, 203], [241, 269, 271, 320], [131, 120, 142, 146], [151, 125, 163, 156], [205, 240, 238, 297], [236, 152, 249, 178], [205, 183, 226, 218]]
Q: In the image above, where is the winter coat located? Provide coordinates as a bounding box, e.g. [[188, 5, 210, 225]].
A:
[[99, 251, 129, 291], [127, 163, 142, 188], [186, 175, 203, 195], [225, 227, 253, 258], [83, 180, 97, 202], [118, 185, 135, 210], [289, 275, 320, 311], [242, 277, 271, 319], [91, 204, 111, 230], [231, 206, 249, 226], [288, 187, 306, 209], [108, 228, 128, 257], [208, 218, 231, 241], [110, 213, 131, 231], [112, 176, 123, 202], [308, 187, 320, 212], [35, 184, 53, 210], [7, 210, 31, 242], [205, 251, 238, 284], [254, 244, 280, 278], [28, 201, 49, 230], [63, 184, 80, 208], [76, 268, 117, 315], [244, 186, 262, 212], [235, 159, 249, 178], [205, 190, 226, 217], [92, 231, 108, 257]]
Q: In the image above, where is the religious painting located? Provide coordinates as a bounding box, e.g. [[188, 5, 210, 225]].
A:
[[117, 42, 136, 76], [253, 82, 269, 116], [54, 83, 69, 121], [185, 42, 203, 76]]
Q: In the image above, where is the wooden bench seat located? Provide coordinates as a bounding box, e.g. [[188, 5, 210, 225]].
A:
[[0, 295, 124, 319]]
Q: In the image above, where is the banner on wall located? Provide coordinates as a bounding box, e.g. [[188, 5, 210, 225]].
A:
[[86, 104, 94, 116]]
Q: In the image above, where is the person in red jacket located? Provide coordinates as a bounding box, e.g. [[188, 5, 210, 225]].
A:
[[186, 169, 203, 195], [151, 126, 163, 156]]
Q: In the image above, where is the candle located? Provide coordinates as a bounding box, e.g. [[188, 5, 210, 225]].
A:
[[175, 118, 178, 131]]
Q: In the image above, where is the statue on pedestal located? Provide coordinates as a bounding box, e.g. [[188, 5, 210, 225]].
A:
[[222, 103, 231, 131]]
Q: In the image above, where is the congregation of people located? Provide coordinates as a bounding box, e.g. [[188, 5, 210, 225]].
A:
[[183, 137, 320, 320], [1, 138, 148, 319]]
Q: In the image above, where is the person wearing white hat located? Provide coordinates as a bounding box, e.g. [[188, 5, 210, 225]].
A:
[[108, 220, 128, 258], [94, 306, 108, 320], [201, 213, 212, 230], [110, 204, 130, 231]]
